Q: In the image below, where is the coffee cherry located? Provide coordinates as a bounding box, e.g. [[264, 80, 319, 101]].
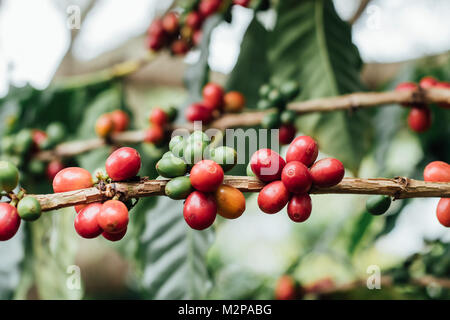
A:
[[436, 198, 450, 227], [149, 108, 168, 126], [185, 103, 213, 123], [233, 0, 251, 7], [171, 39, 190, 56], [281, 161, 312, 194], [74, 203, 103, 239], [250, 149, 286, 182], [209, 146, 237, 172], [103, 227, 127, 242], [144, 125, 165, 145], [202, 83, 224, 110], [183, 191, 217, 230], [169, 135, 185, 151], [280, 81, 300, 100], [199, 0, 222, 17], [147, 33, 164, 51], [165, 176, 193, 200], [156, 156, 187, 178], [162, 12, 179, 34], [214, 185, 246, 219], [286, 136, 318, 167], [184, 140, 209, 164], [275, 275, 297, 300], [28, 159, 45, 176], [423, 161, 450, 182], [1, 136, 15, 154], [280, 110, 296, 125], [95, 114, 114, 138], [267, 89, 283, 107], [279, 124, 296, 145], [0, 203, 21, 241], [309, 158, 345, 187], [287, 194, 312, 223], [223, 91, 245, 113], [97, 200, 129, 234], [105, 147, 141, 181], [366, 195, 391, 215], [186, 11, 203, 30], [31, 129, 47, 152], [148, 18, 165, 38], [14, 129, 33, 155], [53, 167, 93, 193], [46, 122, 66, 145], [46, 160, 64, 182], [17, 196, 42, 221], [193, 30, 203, 46], [246, 162, 255, 177], [261, 112, 280, 129], [0, 161, 19, 192], [75, 205, 86, 214], [190, 160, 224, 192], [257, 181, 290, 214], [110, 110, 129, 132], [420, 76, 438, 89], [257, 99, 271, 110], [259, 84, 272, 98], [408, 107, 431, 132]]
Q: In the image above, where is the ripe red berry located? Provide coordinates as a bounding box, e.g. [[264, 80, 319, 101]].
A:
[[190, 160, 224, 192], [46, 160, 64, 182], [419, 76, 438, 89], [279, 124, 296, 145], [436, 198, 450, 227], [423, 161, 450, 182], [185, 103, 213, 123], [75, 205, 86, 214], [144, 125, 165, 144], [193, 30, 203, 46], [309, 158, 345, 188], [74, 203, 103, 239], [97, 200, 129, 234], [287, 194, 312, 223], [199, 0, 222, 17], [186, 11, 203, 30], [250, 149, 286, 182], [171, 39, 190, 56], [183, 191, 217, 230], [286, 136, 318, 167], [162, 12, 179, 34], [148, 18, 165, 38], [202, 83, 224, 110], [105, 147, 141, 181], [103, 228, 127, 242], [149, 108, 168, 126], [281, 161, 312, 194], [52, 167, 93, 193], [275, 275, 297, 300], [257, 181, 290, 214], [110, 110, 129, 132], [435, 82, 450, 109], [147, 34, 164, 51], [408, 107, 431, 132], [0, 203, 21, 241], [233, 0, 251, 7]]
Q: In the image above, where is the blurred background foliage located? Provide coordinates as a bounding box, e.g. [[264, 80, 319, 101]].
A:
[[0, 0, 449, 299]]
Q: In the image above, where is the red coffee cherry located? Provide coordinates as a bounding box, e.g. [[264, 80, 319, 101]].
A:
[[74, 203, 103, 239], [53, 167, 93, 193], [423, 161, 450, 182], [436, 198, 450, 227], [97, 200, 129, 234], [193, 30, 203, 46], [185, 103, 213, 123], [75, 205, 86, 214], [281, 161, 312, 194], [162, 12, 179, 34], [309, 158, 345, 187], [103, 227, 127, 242], [408, 107, 431, 132], [105, 147, 141, 181], [202, 83, 224, 110], [286, 136, 318, 167], [223, 91, 245, 113], [250, 149, 286, 182], [199, 0, 222, 17], [148, 18, 165, 38], [147, 33, 164, 51], [275, 275, 297, 300], [257, 181, 290, 214], [435, 82, 450, 109], [110, 110, 129, 132], [149, 107, 168, 126], [0, 203, 21, 241], [190, 160, 224, 192], [183, 191, 217, 230], [186, 11, 203, 30], [419, 76, 438, 89], [144, 125, 165, 144], [46, 160, 65, 182], [287, 194, 312, 223], [233, 0, 251, 7], [95, 113, 115, 138], [279, 124, 297, 145], [171, 39, 190, 56]]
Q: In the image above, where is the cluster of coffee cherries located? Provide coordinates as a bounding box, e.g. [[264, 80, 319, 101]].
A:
[[0, 161, 44, 241], [147, 0, 251, 55], [156, 131, 245, 230], [95, 110, 130, 139], [423, 160, 450, 227], [144, 106, 178, 146], [52, 147, 142, 241], [1, 123, 67, 182], [247, 136, 345, 222], [257, 81, 301, 145], [395, 76, 450, 133], [186, 82, 246, 124]]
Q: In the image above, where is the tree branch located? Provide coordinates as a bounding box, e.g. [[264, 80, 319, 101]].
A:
[[32, 176, 450, 212]]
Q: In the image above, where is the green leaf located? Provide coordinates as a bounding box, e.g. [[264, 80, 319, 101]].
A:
[[347, 211, 373, 255]]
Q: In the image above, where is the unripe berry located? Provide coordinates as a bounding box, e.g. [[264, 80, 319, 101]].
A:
[[250, 149, 286, 182], [95, 113, 114, 138], [408, 107, 431, 132], [223, 91, 245, 113], [436, 198, 450, 227], [309, 158, 345, 187], [190, 160, 224, 192], [202, 83, 224, 110], [74, 203, 103, 239], [287, 194, 312, 223], [214, 185, 246, 219], [286, 136, 318, 167], [423, 161, 450, 182], [281, 161, 312, 194], [97, 200, 129, 234], [52, 167, 93, 193], [278, 124, 296, 145], [185, 103, 213, 123], [105, 147, 141, 181], [257, 181, 290, 214], [0, 203, 20, 241], [183, 191, 217, 230]]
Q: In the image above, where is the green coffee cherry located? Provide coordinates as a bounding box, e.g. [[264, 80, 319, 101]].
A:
[[38, 138, 55, 150], [46, 122, 66, 144], [165, 176, 193, 200], [280, 81, 300, 100], [246, 162, 255, 177], [169, 136, 185, 157], [169, 135, 184, 151], [165, 106, 178, 122], [257, 99, 272, 110], [28, 159, 45, 176], [17, 196, 42, 221], [259, 84, 272, 98], [162, 151, 176, 159], [14, 129, 33, 155], [156, 156, 187, 178], [1, 136, 15, 154], [280, 110, 296, 125], [261, 112, 281, 129], [184, 140, 209, 165], [267, 89, 284, 107], [0, 161, 19, 192], [210, 146, 237, 172], [187, 131, 210, 144], [366, 195, 391, 215]]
